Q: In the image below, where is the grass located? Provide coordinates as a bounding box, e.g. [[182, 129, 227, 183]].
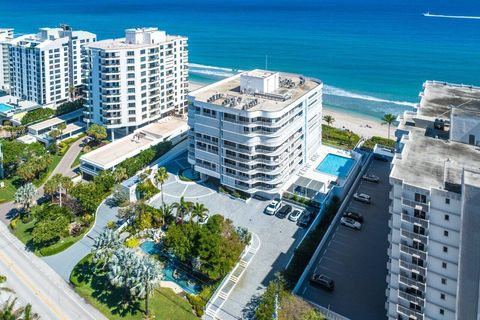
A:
[[322, 125, 360, 150], [70, 255, 198, 320], [33, 154, 63, 187], [363, 136, 395, 150], [0, 177, 17, 203], [71, 150, 85, 169], [11, 216, 87, 257]]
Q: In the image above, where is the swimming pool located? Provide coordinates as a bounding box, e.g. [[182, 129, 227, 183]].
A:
[[0, 103, 14, 113], [140, 240, 201, 294], [316, 153, 355, 177]]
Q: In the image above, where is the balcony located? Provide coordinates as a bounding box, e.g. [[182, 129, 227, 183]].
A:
[[398, 290, 425, 308], [401, 229, 428, 246], [399, 243, 427, 261], [401, 213, 428, 229], [399, 260, 426, 277], [398, 274, 426, 292], [401, 196, 429, 212], [397, 304, 423, 320]]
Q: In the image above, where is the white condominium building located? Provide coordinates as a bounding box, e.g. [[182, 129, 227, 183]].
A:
[[0, 28, 14, 92], [6, 26, 96, 105], [386, 81, 480, 320], [83, 27, 188, 137], [187, 69, 323, 198]]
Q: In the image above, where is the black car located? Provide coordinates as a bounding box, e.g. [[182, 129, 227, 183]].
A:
[[276, 204, 292, 219], [297, 211, 313, 228], [309, 273, 334, 291], [343, 211, 363, 223]]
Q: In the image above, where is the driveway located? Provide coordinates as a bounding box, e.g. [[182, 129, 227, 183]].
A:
[[297, 159, 391, 320], [0, 137, 84, 223], [42, 199, 119, 281], [150, 153, 309, 320]]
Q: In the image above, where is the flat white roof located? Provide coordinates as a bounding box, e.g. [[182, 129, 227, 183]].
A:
[[81, 117, 188, 170], [0, 95, 38, 110]]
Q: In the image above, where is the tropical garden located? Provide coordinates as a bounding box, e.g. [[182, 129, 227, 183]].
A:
[[0, 274, 40, 320], [70, 171, 252, 319]]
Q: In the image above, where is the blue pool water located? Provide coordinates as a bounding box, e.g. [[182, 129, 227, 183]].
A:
[[316, 154, 355, 178], [0, 103, 13, 113], [140, 241, 201, 295]]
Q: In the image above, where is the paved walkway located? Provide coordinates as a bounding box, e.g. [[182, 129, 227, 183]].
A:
[[42, 199, 119, 281], [0, 220, 106, 319], [0, 138, 84, 223]]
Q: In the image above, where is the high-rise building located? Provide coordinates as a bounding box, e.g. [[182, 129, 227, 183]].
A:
[[0, 28, 14, 93], [386, 81, 480, 320], [7, 26, 96, 105], [83, 27, 188, 138], [187, 69, 323, 198]]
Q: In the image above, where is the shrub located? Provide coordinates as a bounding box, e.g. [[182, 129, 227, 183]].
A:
[[21, 108, 55, 125], [82, 213, 94, 226], [363, 136, 395, 150], [56, 100, 83, 115], [125, 237, 140, 248], [136, 179, 159, 200], [9, 217, 18, 230], [187, 294, 205, 317], [117, 141, 172, 178], [0, 275, 6, 283], [106, 221, 117, 230]]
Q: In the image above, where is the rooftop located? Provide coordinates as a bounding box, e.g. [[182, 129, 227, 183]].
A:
[[418, 81, 480, 118], [81, 117, 188, 169], [391, 128, 480, 190], [392, 81, 480, 191], [189, 69, 321, 112], [0, 95, 38, 113]]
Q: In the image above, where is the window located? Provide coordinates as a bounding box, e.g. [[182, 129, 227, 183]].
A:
[[127, 59, 134, 64], [443, 246, 448, 253], [442, 262, 447, 269], [441, 278, 447, 285], [127, 51, 135, 56], [414, 193, 427, 203], [440, 293, 445, 300], [444, 230, 449, 237], [445, 198, 450, 204], [444, 214, 449, 221], [440, 309, 444, 315]]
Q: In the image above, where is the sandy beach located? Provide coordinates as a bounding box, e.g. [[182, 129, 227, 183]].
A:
[[188, 81, 390, 140]]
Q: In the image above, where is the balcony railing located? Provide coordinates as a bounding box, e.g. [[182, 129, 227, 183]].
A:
[[397, 303, 424, 320], [401, 213, 428, 229], [399, 243, 427, 261], [401, 229, 428, 246], [401, 196, 430, 212], [398, 290, 425, 308], [399, 260, 426, 277], [398, 274, 426, 292]]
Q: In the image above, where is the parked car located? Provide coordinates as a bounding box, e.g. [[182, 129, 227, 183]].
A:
[[297, 211, 314, 228], [343, 211, 363, 223], [276, 204, 292, 219], [340, 217, 362, 230], [309, 273, 335, 291], [362, 173, 380, 183], [353, 192, 371, 204], [265, 198, 282, 215], [288, 209, 303, 222]]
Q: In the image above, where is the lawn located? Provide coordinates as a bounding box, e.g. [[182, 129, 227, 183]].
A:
[[70, 255, 198, 320], [71, 150, 85, 169], [12, 217, 87, 256], [0, 177, 17, 203], [322, 125, 360, 150]]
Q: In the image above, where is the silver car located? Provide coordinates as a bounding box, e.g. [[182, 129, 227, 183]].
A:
[[288, 209, 302, 222], [353, 192, 371, 204], [362, 173, 380, 183], [340, 217, 361, 230]]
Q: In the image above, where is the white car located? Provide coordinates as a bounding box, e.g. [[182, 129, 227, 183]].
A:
[[288, 209, 303, 222], [265, 198, 282, 215], [353, 192, 371, 204], [340, 217, 361, 230]]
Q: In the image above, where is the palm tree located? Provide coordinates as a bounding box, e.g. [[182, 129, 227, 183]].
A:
[[44, 174, 72, 207], [14, 183, 37, 216], [382, 113, 397, 139], [172, 196, 193, 223], [57, 123, 67, 140], [346, 130, 355, 148], [68, 85, 76, 101], [0, 297, 39, 320], [132, 255, 163, 317], [190, 202, 209, 224], [322, 115, 335, 126], [154, 167, 169, 206], [92, 229, 122, 268], [112, 167, 128, 184]]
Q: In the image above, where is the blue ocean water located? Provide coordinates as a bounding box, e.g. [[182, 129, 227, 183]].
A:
[[1, 0, 479, 119]]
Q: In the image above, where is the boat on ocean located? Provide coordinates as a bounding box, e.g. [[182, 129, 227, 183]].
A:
[[423, 12, 432, 17]]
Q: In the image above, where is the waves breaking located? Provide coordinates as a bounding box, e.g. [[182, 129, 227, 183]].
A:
[[188, 63, 417, 109]]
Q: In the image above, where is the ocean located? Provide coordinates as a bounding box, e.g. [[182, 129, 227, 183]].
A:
[[1, 0, 479, 120]]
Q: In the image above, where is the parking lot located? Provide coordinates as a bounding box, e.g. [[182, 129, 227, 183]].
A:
[[150, 152, 309, 320], [298, 159, 391, 320]]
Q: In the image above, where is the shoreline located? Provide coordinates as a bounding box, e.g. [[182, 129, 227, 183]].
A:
[[188, 81, 390, 140]]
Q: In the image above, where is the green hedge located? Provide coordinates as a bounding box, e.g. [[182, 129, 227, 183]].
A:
[[363, 136, 395, 150], [283, 196, 340, 288], [322, 125, 360, 149], [117, 141, 173, 177], [21, 108, 56, 125], [136, 179, 159, 200]]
